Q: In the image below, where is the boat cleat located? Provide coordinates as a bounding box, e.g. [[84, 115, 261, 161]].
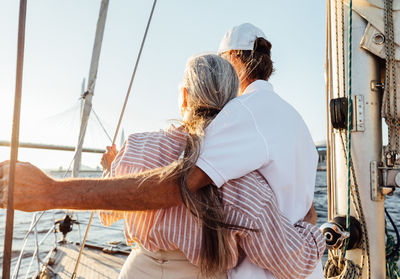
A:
[[55, 214, 78, 243]]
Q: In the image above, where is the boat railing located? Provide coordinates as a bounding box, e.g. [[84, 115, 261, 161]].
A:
[[10, 208, 126, 278], [10, 209, 87, 279], [11, 211, 58, 279]]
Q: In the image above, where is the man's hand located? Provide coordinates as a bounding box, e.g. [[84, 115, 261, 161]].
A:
[[303, 203, 317, 225], [100, 144, 117, 172], [0, 161, 55, 212]]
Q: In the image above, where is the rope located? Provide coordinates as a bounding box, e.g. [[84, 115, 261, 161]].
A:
[[112, 0, 158, 144], [341, 0, 346, 98], [384, 0, 399, 156], [339, 132, 371, 278], [383, 1, 400, 277], [384, 0, 392, 153], [71, 211, 95, 279], [334, 0, 340, 97], [343, 0, 353, 258], [326, 0, 334, 221], [334, 0, 345, 98], [324, 255, 362, 279]]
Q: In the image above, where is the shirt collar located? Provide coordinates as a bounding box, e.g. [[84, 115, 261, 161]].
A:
[[242, 80, 274, 95]]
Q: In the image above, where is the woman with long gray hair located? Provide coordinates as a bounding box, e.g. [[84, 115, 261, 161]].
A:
[[99, 53, 324, 279]]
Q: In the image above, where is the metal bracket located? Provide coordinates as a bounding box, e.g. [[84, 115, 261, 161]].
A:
[[370, 161, 383, 201], [353, 95, 365, 132], [370, 80, 384, 91], [371, 161, 399, 201]]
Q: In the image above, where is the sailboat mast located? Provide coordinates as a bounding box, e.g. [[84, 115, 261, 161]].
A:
[[79, 78, 86, 119], [327, 1, 385, 278], [72, 0, 109, 177]]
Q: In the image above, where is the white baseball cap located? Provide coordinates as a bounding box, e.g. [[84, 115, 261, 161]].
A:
[[218, 23, 267, 54]]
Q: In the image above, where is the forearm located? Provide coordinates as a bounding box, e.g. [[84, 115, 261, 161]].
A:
[[48, 166, 210, 211], [51, 175, 182, 211], [2, 161, 210, 212]]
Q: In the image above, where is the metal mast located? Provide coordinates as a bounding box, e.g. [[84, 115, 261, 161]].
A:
[[326, 1, 385, 277], [72, 0, 109, 177]]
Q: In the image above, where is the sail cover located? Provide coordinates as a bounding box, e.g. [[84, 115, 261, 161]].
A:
[[342, 0, 400, 60], [344, 0, 400, 148]]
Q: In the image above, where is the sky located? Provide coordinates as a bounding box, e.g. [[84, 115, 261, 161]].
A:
[[0, 0, 327, 169]]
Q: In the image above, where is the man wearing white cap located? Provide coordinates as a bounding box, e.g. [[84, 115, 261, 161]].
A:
[[204, 22, 324, 279]]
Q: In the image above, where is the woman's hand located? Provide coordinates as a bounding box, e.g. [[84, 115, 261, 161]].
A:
[[101, 144, 117, 173]]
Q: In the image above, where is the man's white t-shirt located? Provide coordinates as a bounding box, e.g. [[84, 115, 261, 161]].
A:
[[196, 80, 323, 279]]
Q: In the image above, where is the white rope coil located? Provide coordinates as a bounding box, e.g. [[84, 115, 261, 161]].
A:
[[324, 255, 361, 279]]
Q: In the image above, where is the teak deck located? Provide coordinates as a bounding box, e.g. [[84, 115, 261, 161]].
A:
[[47, 243, 127, 278]]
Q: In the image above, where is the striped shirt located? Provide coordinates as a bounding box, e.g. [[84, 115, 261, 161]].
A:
[[98, 127, 325, 279]]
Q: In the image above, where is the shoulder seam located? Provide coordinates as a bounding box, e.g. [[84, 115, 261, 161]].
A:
[[237, 99, 269, 164]]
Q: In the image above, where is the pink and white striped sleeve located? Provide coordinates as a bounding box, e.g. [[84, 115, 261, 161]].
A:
[[240, 202, 325, 279], [98, 141, 129, 227]]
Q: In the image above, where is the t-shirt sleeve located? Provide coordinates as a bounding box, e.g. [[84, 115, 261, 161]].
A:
[[196, 100, 269, 187]]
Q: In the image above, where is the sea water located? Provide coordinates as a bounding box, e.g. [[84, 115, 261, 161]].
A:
[[0, 171, 399, 277]]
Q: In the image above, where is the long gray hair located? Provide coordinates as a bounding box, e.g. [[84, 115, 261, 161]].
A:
[[147, 54, 240, 276], [180, 54, 239, 276], [182, 54, 238, 114]]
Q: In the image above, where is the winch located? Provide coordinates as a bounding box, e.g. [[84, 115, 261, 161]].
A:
[[320, 216, 362, 250]]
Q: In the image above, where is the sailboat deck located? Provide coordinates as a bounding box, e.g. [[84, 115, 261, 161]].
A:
[[49, 243, 128, 278]]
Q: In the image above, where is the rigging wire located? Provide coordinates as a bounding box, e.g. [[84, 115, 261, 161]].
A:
[[112, 0, 158, 145], [42, 101, 81, 123], [325, 0, 333, 222], [91, 107, 113, 144], [343, 0, 353, 258]]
